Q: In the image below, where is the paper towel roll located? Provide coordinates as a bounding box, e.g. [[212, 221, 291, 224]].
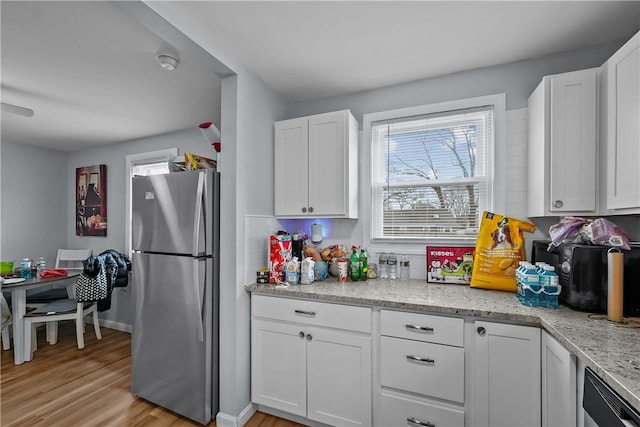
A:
[[607, 249, 624, 322]]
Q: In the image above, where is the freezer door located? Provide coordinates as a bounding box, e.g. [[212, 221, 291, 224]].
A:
[[131, 253, 214, 424], [132, 169, 216, 256]]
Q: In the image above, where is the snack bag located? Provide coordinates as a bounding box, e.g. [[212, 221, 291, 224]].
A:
[[470, 211, 536, 292]]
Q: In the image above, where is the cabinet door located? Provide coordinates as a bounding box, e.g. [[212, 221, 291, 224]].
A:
[[607, 31, 640, 210], [549, 69, 597, 212], [251, 319, 307, 417], [274, 117, 309, 216], [542, 331, 576, 427], [308, 111, 348, 216], [306, 327, 372, 427], [473, 321, 541, 427]]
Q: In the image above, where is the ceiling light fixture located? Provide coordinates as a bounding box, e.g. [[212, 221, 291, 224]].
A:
[[156, 54, 180, 71]]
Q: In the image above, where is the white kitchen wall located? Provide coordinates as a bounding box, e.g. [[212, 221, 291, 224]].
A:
[[244, 215, 280, 285]]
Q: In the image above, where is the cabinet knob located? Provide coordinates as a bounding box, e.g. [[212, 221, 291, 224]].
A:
[[554, 200, 564, 208], [299, 331, 305, 338], [301, 207, 307, 213], [308, 207, 314, 213], [306, 334, 312, 341], [477, 326, 486, 336]]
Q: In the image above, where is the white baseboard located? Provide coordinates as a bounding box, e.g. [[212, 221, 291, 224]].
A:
[[98, 319, 132, 333], [216, 403, 256, 427]]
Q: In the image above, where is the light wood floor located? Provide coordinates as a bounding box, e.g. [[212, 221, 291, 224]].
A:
[[1, 322, 304, 427]]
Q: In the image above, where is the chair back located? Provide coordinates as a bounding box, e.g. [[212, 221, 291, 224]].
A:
[[55, 249, 92, 271]]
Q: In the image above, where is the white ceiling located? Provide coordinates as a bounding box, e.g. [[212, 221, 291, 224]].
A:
[[1, 1, 639, 152]]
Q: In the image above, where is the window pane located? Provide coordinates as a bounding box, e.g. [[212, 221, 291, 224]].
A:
[[371, 104, 493, 240]]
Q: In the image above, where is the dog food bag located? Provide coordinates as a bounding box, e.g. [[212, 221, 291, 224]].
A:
[[470, 211, 536, 292]]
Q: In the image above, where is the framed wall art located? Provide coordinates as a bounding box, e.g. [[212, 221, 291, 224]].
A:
[[76, 164, 107, 236]]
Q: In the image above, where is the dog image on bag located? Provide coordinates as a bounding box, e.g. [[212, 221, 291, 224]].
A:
[[489, 219, 514, 249], [471, 212, 535, 292]]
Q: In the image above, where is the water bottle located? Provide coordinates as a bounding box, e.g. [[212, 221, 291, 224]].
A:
[[388, 253, 398, 280], [540, 265, 560, 309], [379, 253, 389, 279], [359, 248, 368, 281], [399, 255, 410, 281], [37, 257, 46, 273], [20, 258, 32, 279], [522, 263, 541, 307]]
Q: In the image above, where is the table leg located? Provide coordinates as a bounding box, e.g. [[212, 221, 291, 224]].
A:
[[11, 288, 26, 364]]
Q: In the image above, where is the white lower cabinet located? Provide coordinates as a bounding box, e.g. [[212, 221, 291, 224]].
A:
[[542, 331, 577, 427], [472, 321, 541, 427], [377, 310, 465, 427], [251, 295, 372, 426]]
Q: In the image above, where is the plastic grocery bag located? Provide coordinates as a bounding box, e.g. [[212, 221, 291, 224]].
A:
[[470, 211, 536, 292], [549, 217, 630, 250]]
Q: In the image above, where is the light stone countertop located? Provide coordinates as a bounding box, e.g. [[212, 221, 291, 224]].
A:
[[246, 278, 640, 412]]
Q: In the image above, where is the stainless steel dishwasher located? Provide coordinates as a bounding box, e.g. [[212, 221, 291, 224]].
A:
[[583, 367, 640, 427]]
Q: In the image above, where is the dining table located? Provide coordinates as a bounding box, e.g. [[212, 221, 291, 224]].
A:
[[2, 272, 79, 364]]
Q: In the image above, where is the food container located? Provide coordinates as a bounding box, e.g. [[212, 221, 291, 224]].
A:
[[337, 258, 348, 282], [0, 261, 14, 275]]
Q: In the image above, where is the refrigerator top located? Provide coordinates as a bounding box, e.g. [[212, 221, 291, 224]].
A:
[[132, 170, 218, 256]]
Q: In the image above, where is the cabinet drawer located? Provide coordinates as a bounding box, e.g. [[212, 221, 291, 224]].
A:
[[252, 295, 371, 333], [381, 336, 464, 403], [381, 310, 463, 347], [378, 391, 465, 427]]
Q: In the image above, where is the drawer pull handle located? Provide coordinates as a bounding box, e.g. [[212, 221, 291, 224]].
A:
[[407, 417, 435, 427], [405, 324, 434, 333], [406, 355, 435, 365], [294, 309, 316, 316]]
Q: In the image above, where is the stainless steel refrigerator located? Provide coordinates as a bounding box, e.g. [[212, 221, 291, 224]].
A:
[[131, 168, 219, 425]]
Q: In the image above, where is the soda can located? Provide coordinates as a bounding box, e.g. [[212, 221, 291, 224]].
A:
[[337, 258, 349, 282]]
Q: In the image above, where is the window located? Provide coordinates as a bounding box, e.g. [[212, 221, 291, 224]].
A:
[[369, 95, 503, 241], [125, 148, 177, 254]]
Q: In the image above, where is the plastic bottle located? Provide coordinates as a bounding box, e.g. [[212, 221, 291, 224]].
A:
[[37, 257, 46, 273], [20, 258, 32, 279], [359, 248, 368, 281], [378, 253, 389, 279], [349, 247, 361, 282], [522, 263, 541, 307], [388, 253, 398, 280], [399, 255, 410, 281], [540, 265, 560, 309]]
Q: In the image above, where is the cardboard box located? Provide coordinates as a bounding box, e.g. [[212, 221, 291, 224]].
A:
[[269, 234, 292, 283], [427, 246, 475, 284]]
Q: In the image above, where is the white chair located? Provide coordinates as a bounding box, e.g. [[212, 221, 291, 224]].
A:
[[23, 279, 101, 361], [55, 249, 93, 271]]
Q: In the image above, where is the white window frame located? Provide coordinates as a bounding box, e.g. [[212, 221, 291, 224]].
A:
[[362, 94, 506, 255], [124, 148, 178, 255]]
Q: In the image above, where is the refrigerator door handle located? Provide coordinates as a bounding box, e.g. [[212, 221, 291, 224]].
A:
[[193, 259, 205, 342], [192, 172, 205, 257]]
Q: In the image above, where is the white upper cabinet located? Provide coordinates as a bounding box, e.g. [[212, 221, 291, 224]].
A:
[[528, 68, 599, 217], [605, 31, 640, 211], [274, 110, 359, 218]]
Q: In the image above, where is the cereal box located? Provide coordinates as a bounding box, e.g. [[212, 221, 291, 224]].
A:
[[427, 246, 475, 284], [269, 234, 292, 283]]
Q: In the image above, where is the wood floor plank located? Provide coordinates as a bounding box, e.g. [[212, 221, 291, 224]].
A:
[[1, 322, 305, 427]]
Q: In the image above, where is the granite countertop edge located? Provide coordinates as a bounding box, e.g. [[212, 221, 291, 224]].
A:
[[245, 279, 640, 412]]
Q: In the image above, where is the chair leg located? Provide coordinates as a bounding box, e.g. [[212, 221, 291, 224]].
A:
[[1, 326, 10, 351], [92, 309, 102, 340], [46, 322, 57, 345], [75, 316, 85, 350], [24, 320, 34, 362]]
